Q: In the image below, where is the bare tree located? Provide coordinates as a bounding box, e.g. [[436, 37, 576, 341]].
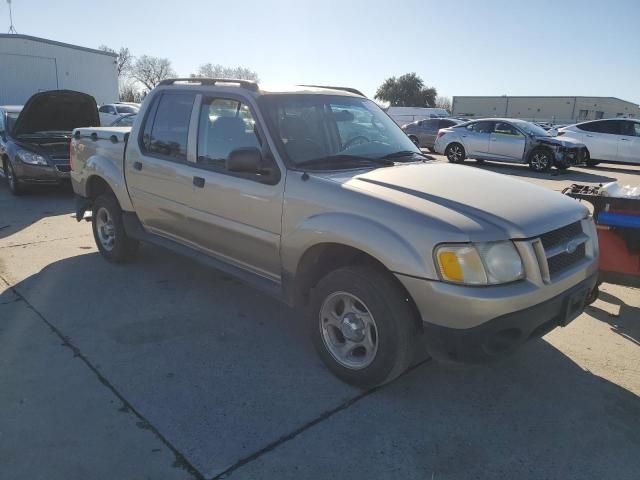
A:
[[196, 63, 259, 82], [99, 45, 133, 78], [119, 80, 144, 103], [131, 55, 176, 91], [435, 96, 452, 111]]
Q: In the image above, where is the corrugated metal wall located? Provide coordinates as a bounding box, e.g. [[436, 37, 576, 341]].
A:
[[0, 36, 118, 106]]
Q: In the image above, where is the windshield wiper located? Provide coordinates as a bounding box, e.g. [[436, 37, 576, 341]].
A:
[[379, 150, 428, 161], [296, 154, 394, 169]]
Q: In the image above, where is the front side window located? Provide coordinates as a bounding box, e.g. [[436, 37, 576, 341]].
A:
[[493, 122, 521, 136], [259, 94, 419, 167], [144, 93, 195, 161], [116, 105, 138, 114], [196, 97, 260, 170], [633, 122, 640, 137]]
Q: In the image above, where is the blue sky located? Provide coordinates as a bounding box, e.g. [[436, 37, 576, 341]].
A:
[[6, 0, 640, 103]]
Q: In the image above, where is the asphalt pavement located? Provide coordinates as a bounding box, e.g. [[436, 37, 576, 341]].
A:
[[1, 157, 639, 480]]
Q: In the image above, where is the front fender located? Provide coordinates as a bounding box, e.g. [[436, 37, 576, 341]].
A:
[[281, 212, 436, 281]]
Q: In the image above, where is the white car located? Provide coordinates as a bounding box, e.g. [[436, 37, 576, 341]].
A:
[[98, 103, 139, 126], [557, 118, 640, 166]]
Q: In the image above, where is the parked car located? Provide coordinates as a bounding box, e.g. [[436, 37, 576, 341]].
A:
[[0, 105, 22, 159], [110, 113, 137, 127], [98, 103, 139, 126], [401, 118, 464, 151], [386, 106, 450, 126], [70, 79, 598, 388], [434, 118, 588, 172], [557, 118, 640, 166], [1, 90, 99, 195]]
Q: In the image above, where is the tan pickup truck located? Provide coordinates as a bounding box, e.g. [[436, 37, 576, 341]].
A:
[[70, 79, 599, 388]]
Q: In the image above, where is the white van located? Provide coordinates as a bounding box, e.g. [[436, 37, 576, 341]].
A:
[[386, 106, 450, 126]]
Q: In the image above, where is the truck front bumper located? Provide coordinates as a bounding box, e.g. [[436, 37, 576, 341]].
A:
[[419, 273, 598, 362], [396, 267, 598, 363]]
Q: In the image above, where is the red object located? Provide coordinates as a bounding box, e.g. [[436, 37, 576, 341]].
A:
[[597, 227, 640, 276]]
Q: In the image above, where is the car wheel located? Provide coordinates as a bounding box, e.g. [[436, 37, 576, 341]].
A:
[[310, 265, 418, 389], [529, 148, 552, 172], [408, 136, 420, 148], [475, 159, 485, 164], [5, 161, 25, 195], [445, 143, 465, 163], [92, 193, 139, 263], [427, 147, 436, 153], [583, 149, 599, 167]]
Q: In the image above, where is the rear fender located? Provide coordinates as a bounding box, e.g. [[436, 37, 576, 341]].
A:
[[83, 155, 134, 212]]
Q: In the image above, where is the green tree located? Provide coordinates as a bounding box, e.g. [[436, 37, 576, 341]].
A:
[[374, 73, 437, 107]]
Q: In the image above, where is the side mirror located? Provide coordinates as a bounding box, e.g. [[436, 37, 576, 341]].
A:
[[227, 147, 262, 173]]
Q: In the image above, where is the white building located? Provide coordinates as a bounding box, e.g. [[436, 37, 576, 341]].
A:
[[0, 34, 118, 106], [451, 96, 640, 124]]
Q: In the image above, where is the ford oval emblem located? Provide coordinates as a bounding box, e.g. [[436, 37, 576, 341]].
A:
[[565, 240, 578, 254]]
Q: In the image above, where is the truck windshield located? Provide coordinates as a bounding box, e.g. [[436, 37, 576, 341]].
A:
[[259, 94, 421, 168]]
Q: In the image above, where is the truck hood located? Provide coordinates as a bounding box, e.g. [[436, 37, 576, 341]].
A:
[[12, 90, 99, 137], [316, 163, 588, 240], [534, 135, 585, 148]]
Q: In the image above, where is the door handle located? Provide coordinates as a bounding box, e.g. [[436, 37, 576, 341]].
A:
[[193, 176, 205, 188], [620, 138, 630, 141], [585, 134, 594, 138], [133, 161, 142, 171], [461, 135, 468, 138]]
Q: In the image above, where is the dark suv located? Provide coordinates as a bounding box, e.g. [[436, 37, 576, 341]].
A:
[[402, 118, 463, 151]]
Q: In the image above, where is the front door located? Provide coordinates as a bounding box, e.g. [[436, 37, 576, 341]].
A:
[[187, 95, 284, 281], [462, 121, 493, 156], [489, 121, 526, 161]]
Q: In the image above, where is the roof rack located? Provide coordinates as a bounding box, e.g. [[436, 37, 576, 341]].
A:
[[298, 85, 365, 97], [158, 78, 259, 92]]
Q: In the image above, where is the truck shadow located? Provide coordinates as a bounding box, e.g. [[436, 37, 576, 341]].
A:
[[585, 288, 640, 347], [470, 161, 618, 184], [0, 182, 74, 240], [2, 246, 639, 478]]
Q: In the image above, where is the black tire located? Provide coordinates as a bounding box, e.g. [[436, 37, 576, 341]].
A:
[[5, 161, 25, 195], [528, 148, 553, 172], [92, 193, 139, 263], [475, 159, 485, 165], [310, 266, 418, 389], [555, 162, 570, 171], [445, 143, 465, 163], [582, 150, 600, 167], [409, 135, 420, 148], [427, 146, 436, 153]]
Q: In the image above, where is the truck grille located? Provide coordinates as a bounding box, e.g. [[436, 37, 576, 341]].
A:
[[539, 221, 587, 279]]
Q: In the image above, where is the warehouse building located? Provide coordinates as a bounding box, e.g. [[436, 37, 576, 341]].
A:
[[0, 34, 118, 106], [451, 96, 640, 124]]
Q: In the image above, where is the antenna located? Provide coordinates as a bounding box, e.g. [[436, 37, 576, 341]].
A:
[[7, 0, 17, 34]]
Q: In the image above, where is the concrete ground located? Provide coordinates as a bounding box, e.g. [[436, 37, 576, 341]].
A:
[[1, 158, 639, 480]]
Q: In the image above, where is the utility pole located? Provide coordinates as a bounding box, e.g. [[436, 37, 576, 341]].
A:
[[7, 0, 17, 34]]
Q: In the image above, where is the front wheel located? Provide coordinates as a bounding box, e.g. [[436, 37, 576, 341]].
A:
[[445, 143, 465, 163], [310, 266, 417, 389], [5, 161, 25, 195], [92, 193, 139, 263], [529, 148, 553, 172]]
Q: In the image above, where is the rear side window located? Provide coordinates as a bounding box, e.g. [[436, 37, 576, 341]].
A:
[[421, 119, 439, 131], [440, 119, 457, 128], [196, 97, 260, 171], [468, 121, 494, 133], [578, 120, 619, 134], [143, 93, 195, 161]]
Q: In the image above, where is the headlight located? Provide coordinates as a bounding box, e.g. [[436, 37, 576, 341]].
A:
[[16, 149, 48, 166], [435, 241, 524, 285]]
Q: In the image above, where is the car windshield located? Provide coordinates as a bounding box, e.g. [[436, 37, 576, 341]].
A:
[[115, 105, 138, 114], [6, 111, 20, 132], [259, 94, 422, 168], [515, 121, 551, 137]]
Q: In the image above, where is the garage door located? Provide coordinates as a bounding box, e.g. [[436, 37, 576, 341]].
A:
[[0, 53, 58, 105]]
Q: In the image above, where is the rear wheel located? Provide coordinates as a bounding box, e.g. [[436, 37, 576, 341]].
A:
[[92, 193, 139, 263], [445, 143, 465, 163], [427, 146, 436, 153], [310, 266, 417, 389], [529, 148, 553, 172]]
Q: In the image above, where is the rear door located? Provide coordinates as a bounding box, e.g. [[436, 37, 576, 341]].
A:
[[617, 120, 640, 164], [577, 120, 619, 161], [461, 121, 493, 156], [416, 119, 439, 147], [125, 92, 198, 243], [489, 121, 526, 161]]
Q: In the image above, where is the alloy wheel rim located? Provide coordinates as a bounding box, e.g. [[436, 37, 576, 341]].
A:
[[319, 291, 379, 370], [448, 145, 462, 162], [95, 207, 116, 251], [532, 152, 549, 170]]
